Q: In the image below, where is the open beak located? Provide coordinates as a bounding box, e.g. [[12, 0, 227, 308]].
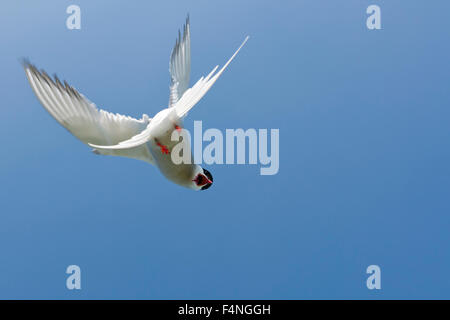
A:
[[193, 174, 212, 186]]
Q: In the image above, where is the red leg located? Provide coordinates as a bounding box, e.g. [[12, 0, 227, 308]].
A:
[[155, 139, 170, 154]]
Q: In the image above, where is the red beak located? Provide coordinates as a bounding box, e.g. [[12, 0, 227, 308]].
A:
[[193, 174, 212, 186], [204, 177, 213, 185]]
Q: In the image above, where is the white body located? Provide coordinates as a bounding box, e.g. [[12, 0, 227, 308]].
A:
[[144, 108, 196, 188]]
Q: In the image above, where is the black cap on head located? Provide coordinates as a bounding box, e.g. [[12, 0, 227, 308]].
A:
[[201, 168, 213, 190]]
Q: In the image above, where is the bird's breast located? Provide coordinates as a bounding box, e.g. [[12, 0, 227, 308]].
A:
[[146, 110, 194, 186]]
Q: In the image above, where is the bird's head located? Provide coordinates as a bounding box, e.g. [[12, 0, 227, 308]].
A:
[[190, 165, 213, 191]]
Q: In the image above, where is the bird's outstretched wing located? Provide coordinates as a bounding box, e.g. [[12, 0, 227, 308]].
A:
[[89, 36, 249, 151], [23, 61, 155, 164], [169, 16, 191, 107], [173, 36, 249, 118]]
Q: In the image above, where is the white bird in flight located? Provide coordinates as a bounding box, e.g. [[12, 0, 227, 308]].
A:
[[23, 17, 249, 190]]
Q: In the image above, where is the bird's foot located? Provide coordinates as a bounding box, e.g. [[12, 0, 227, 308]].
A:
[[155, 140, 170, 154]]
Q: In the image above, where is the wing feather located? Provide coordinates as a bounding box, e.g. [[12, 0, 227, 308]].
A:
[[23, 61, 154, 164], [174, 36, 249, 118], [169, 16, 191, 107]]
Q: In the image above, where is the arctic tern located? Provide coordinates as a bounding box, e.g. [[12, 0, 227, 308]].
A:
[[23, 17, 249, 190]]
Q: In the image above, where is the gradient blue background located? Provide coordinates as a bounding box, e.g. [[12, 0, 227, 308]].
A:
[[0, 0, 449, 299]]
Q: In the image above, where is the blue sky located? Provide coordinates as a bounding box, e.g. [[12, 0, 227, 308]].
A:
[[0, 0, 449, 299]]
